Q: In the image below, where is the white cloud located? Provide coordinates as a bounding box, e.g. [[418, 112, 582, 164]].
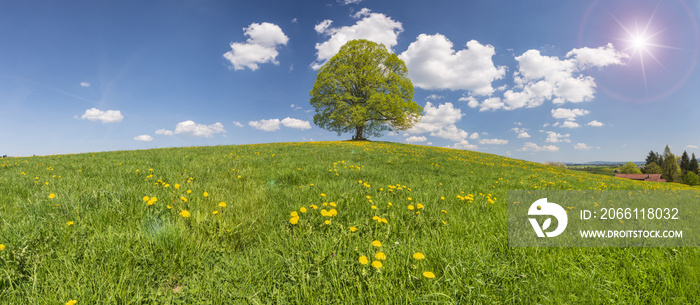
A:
[[399, 35, 505, 94], [155, 129, 174, 136], [281, 117, 312, 129], [551, 108, 590, 120], [686, 145, 698, 149], [80, 82, 90, 87], [426, 94, 443, 100], [479, 138, 508, 145], [560, 121, 580, 128], [431, 125, 470, 141], [341, 0, 363, 4], [134, 135, 153, 142], [352, 8, 372, 18], [405, 136, 427, 143], [469, 132, 480, 139], [80, 108, 123, 123], [407, 102, 462, 134], [477, 97, 506, 112], [512, 127, 531, 138], [232, 121, 244, 127], [312, 11, 402, 69], [451, 140, 478, 150], [460, 96, 480, 108], [224, 22, 289, 71], [518, 142, 559, 152], [574, 143, 594, 150], [586, 120, 604, 127], [249, 119, 281, 131], [545, 131, 571, 143], [174, 120, 226, 137], [567, 43, 629, 69], [291, 18, 298, 23]]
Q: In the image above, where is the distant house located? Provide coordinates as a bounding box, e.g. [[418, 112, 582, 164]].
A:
[[614, 174, 666, 182]]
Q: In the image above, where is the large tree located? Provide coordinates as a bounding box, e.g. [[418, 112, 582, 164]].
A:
[[645, 150, 662, 166], [661, 145, 682, 182], [690, 153, 699, 175], [620, 162, 642, 174], [309, 39, 423, 140], [680, 151, 690, 174]]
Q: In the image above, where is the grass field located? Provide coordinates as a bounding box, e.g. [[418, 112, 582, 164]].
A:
[[567, 165, 621, 177], [1, 141, 699, 304]]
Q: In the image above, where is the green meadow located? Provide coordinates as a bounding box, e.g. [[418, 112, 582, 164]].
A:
[[1, 141, 699, 304]]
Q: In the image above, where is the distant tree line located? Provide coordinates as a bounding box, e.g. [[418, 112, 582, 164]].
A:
[[643, 145, 699, 186]]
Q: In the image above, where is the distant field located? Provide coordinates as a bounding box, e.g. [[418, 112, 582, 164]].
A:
[[1, 141, 699, 303], [568, 165, 622, 176]]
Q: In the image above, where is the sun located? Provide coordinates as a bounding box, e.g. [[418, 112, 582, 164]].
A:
[[631, 34, 648, 50]]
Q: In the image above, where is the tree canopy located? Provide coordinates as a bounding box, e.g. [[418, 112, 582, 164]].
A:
[[309, 39, 423, 140], [620, 162, 642, 174]]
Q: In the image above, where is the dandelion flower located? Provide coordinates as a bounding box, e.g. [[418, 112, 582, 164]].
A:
[[320, 209, 329, 217], [67, 221, 74, 226], [212, 211, 219, 215], [329, 209, 337, 216], [371, 240, 382, 247], [416, 203, 424, 210], [310, 205, 318, 210], [324, 220, 331, 225], [375, 252, 386, 260], [371, 205, 377, 209], [179, 210, 191, 218], [380, 218, 388, 224], [174, 184, 180, 189], [329, 202, 336, 207], [219, 202, 227, 208], [142, 196, 149, 202], [407, 197, 412, 201], [299, 207, 307, 213], [65, 300, 78, 305], [422, 271, 436, 279], [187, 190, 192, 194], [350, 226, 358, 232], [291, 211, 298, 217], [372, 215, 380, 220], [359, 256, 369, 265], [289, 216, 299, 225], [167, 205, 171, 209], [0, 244, 5, 251], [180, 196, 188, 203], [413, 252, 425, 260], [441, 210, 447, 213], [320, 193, 326, 197], [371, 260, 382, 269], [49, 193, 56, 199], [203, 192, 209, 197], [408, 205, 415, 210], [440, 196, 445, 200]]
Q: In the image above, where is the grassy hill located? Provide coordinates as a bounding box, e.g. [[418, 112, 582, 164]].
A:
[[1, 141, 699, 303]]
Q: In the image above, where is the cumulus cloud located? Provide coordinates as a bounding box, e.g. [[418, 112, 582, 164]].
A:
[[155, 129, 174, 136], [281, 117, 312, 129], [249, 119, 281, 131], [223, 22, 289, 71], [551, 108, 590, 120], [232, 121, 244, 127], [574, 143, 594, 150], [80, 108, 123, 123], [80, 82, 90, 87], [545, 131, 571, 143], [134, 135, 153, 142], [479, 138, 508, 145], [341, 0, 363, 4], [312, 11, 402, 69], [399, 35, 505, 94], [352, 7, 372, 18], [687, 145, 698, 149], [451, 140, 478, 150], [174, 120, 225, 137], [512, 127, 531, 138], [407, 102, 462, 134], [405, 136, 427, 143], [426, 94, 443, 100], [586, 120, 604, 127], [560, 121, 580, 128], [518, 142, 559, 152]]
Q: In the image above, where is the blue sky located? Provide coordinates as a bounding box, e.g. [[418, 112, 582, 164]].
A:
[[1, 0, 698, 162]]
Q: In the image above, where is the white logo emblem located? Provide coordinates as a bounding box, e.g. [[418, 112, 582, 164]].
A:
[[528, 198, 568, 237]]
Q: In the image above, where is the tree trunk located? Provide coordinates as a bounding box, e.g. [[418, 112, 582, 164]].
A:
[[355, 126, 364, 140]]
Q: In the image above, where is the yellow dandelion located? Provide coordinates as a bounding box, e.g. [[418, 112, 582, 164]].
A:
[[408, 205, 415, 210], [310, 205, 318, 210], [371, 261, 382, 269], [407, 197, 412, 201], [442, 221, 447, 225], [441, 210, 447, 213], [372, 215, 380, 220], [174, 184, 180, 189], [329, 209, 337, 216], [413, 252, 425, 260], [163, 183, 170, 188], [179, 210, 190, 218], [416, 203, 424, 209], [350, 226, 358, 232], [49, 193, 56, 199], [320, 209, 329, 217], [380, 218, 388, 224], [212, 211, 219, 215], [324, 220, 331, 225], [359, 256, 368, 265], [203, 192, 209, 197], [180, 196, 188, 203], [167, 205, 171, 209], [440, 196, 445, 200], [65, 300, 78, 305], [67, 221, 74, 226], [300, 207, 307, 213], [0, 244, 5, 251], [142, 196, 149, 202], [187, 190, 192, 194], [291, 211, 299, 217], [320, 193, 326, 197], [329, 202, 336, 207], [289, 216, 299, 225], [371, 205, 377, 209], [375, 252, 386, 260], [422, 271, 436, 279], [219, 202, 227, 208], [45, 182, 49, 185], [371, 240, 382, 247]]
